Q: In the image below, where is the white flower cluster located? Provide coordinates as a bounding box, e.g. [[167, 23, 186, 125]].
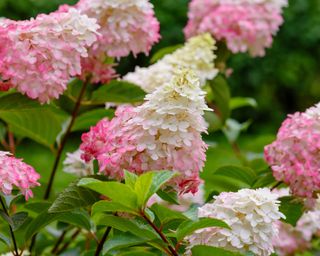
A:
[[63, 149, 94, 177], [123, 33, 218, 93], [186, 188, 284, 256], [208, 0, 287, 9]]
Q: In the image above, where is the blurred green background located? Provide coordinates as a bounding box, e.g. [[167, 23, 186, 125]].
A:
[[1, 0, 319, 134]]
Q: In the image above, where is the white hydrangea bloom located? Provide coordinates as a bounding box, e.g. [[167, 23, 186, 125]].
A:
[[296, 210, 320, 241], [204, 0, 287, 9], [186, 188, 285, 256], [63, 149, 94, 177], [123, 33, 218, 93], [304, 102, 320, 119]]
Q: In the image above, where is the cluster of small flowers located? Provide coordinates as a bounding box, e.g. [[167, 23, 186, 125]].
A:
[[0, 151, 40, 200], [75, 0, 160, 58], [123, 33, 217, 93], [80, 70, 210, 194], [0, 8, 99, 103], [265, 102, 320, 198], [184, 0, 287, 56], [186, 188, 284, 256], [63, 149, 94, 177]]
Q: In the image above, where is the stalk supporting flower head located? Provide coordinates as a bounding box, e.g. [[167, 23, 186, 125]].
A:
[[123, 33, 218, 92], [0, 151, 40, 200], [185, 188, 284, 256], [184, 0, 287, 56], [80, 69, 211, 194], [0, 8, 99, 103], [265, 102, 320, 198]]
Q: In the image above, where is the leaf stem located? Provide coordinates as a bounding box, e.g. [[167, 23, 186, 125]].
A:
[[141, 211, 179, 256], [0, 196, 19, 256], [44, 79, 89, 200], [94, 226, 112, 256]]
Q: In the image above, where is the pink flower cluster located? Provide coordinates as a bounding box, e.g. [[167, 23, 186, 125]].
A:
[[80, 70, 210, 194], [0, 151, 40, 200], [184, 0, 287, 56], [265, 103, 320, 198], [0, 8, 99, 103], [75, 0, 160, 58]]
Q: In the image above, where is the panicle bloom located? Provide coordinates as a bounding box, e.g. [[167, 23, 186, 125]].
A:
[[75, 0, 160, 58], [63, 149, 94, 177], [264, 103, 320, 198], [296, 210, 320, 241], [184, 0, 287, 56], [80, 70, 210, 194], [185, 188, 284, 256], [123, 33, 218, 93], [0, 8, 99, 103], [0, 151, 40, 200]]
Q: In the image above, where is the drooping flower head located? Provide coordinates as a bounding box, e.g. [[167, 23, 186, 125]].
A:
[[123, 33, 218, 92], [80, 69, 211, 194], [75, 0, 160, 58], [0, 8, 99, 103], [63, 149, 94, 177], [265, 103, 320, 198], [0, 151, 40, 200], [184, 0, 288, 56], [186, 188, 284, 256]]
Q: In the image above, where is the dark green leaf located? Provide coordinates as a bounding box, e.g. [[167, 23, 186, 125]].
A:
[[279, 196, 304, 226], [92, 201, 139, 216], [151, 204, 187, 225], [0, 233, 10, 246], [24, 201, 52, 214], [213, 165, 257, 186], [11, 211, 28, 231], [58, 211, 91, 231], [0, 210, 13, 226], [156, 189, 179, 205], [176, 217, 230, 241], [91, 81, 146, 103], [150, 44, 183, 63], [191, 245, 244, 256]]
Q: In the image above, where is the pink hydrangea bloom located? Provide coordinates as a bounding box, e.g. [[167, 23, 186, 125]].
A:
[[75, 0, 160, 58], [0, 151, 40, 200], [184, 0, 287, 56], [265, 103, 320, 198], [80, 70, 210, 194], [0, 8, 99, 103]]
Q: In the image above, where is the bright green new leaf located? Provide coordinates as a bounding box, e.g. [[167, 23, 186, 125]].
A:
[[191, 245, 244, 256]]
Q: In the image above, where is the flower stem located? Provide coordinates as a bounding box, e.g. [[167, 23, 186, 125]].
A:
[[0, 196, 19, 256], [55, 229, 81, 255], [95, 227, 112, 256], [141, 211, 179, 256], [44, 79, 89, 200]]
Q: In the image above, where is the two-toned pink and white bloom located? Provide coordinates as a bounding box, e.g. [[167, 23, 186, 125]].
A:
[[80, 70, 211, 194], [186, 188, 284, 256], [0, 8, 99, 103], [0, 151, 40, 200], [184, 0, 287, 56], [265, 103, 320, 198]]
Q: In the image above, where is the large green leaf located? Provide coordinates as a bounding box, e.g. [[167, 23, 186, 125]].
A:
[[213, 165, 257, 186], [72, 108, 114, 132], [0, 93, 68, 147], [176, 217, 230, 241], [150, 204, 187, 225], [279, 196, 304, 226], [191, 245, 244, 256], [0, 233, 10, 246], [134, 171, 176, 208], [11, 211, 29, 231], [92, 201, 139, 216], [49, 181, 100, 213], [78, 178, 138, 209], [91, 81, 146, 103]]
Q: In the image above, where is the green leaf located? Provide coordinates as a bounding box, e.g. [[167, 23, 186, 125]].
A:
[[0, 93, 68, 148], [92, 201, 139, 216], [191, 245, 244, 256], [72, 108, 114, 132], [0, 210, 13, 226], [230, 97, 258, 110], [134, 171, 176, 208], [49, 181, 100, 213], [103, 233, 151, 254], [78, 178, 138, 209], [124, 170, 138, 189], [95, 215, 158, 240], [176, 217, 230, 241], [0, 233, 10, 246], [209, 75, 231, 123], [213, 165, 257, 186], [58, 211, 91, 231], [11, 211, 28, 231], [252, 169, 277, 188], [222, 119, 252, 143], [151, 204, 187, 225], [150, 44, 183, 63], [91, 81, 146, 103], [156, 189, 179, 205], [0, 121, 6, 141], [279, 196, 304, 226], [24, 201, 52, 214]]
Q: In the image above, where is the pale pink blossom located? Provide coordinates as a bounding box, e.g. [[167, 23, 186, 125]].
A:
[[0, 151, 40, 200], [80, 70, 210, 194], [265, 103, 320, 198], [0, 8, 99, 103], [184, 0, 287, 56]]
